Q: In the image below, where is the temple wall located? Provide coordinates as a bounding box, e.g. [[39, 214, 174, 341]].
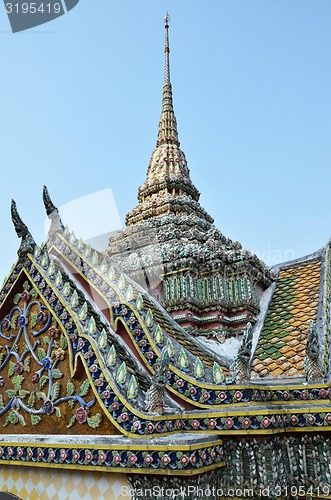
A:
[[0, 465, 129, 500]]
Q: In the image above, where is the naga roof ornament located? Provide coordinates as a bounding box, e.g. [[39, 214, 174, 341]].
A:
[[10, 199, 36, 258], [43, 185, 64, 240]]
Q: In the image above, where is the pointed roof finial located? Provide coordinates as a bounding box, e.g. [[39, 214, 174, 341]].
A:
[[11, 199, 36, 258], [43, 185, 64, 235], [164, 12, 170, 83], [156, 13, 179, 147]]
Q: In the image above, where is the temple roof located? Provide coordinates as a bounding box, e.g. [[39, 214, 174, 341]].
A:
[[251, 251, 323, 380]]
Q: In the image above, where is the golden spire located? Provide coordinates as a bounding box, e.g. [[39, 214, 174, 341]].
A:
[[156, 13, 179, 147]]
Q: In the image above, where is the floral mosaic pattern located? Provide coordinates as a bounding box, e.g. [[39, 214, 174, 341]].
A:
[[0, 279, 101, 430], [0, 441, 224, 473]]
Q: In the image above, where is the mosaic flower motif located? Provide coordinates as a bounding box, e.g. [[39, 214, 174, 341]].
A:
[[306, 414, 316, 425], [301, 391, 309, 400], [42, 357, 52, 370], [112, 402, 119, 411], [17, 448, 23, 458], [190, 454, 197, 465], [189, 387, 197, 396], [60, 449, 67, 462], [234, 390, 243, 401], [98, 451, 107, 464], [54, 348, 65, 361], [319, 388, 329, 398], [282, 391, 290, 400], [176, 420, 185, 430], [73, 450, 80, 462], [242, 417, 251, 429], [103, 390, 111, 399], [176, 379, 184, 388], [324, 413, 331, 424], [261, 417, 270, 428], [144, 454, 153, 465], [42, 400, 54, 416], [290, 415, 299, 425], [216, 392, 226, 403], [208, 419, 217, 429], [75, 407, 87, 424], [48, 450, 55, 461], [18, 315, 27, 327], [132, 420, 142, 432], [202, 391, 210, 401], [14, 361, 23, 374], [85, 451, 93, 463], [113, 453, 121, 465], [37, 311, 47, 325], [161, 454, 171, 466], [225, 417, 234, 429], [48, 326, 60, 339], [120, 413, 129, 422], [147, 423, 155, 433], [37, 448, 44, 459], [129, 454, 138, 465], [7, 448, 13, 458], [1, 318, 10, 331], [21, 290, 30, 303]]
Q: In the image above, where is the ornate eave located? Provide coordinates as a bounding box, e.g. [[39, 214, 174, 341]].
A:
[[0, 191, 331, 477]]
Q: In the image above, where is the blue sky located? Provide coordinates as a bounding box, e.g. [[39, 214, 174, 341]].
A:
[[1, 0, 331, 282]]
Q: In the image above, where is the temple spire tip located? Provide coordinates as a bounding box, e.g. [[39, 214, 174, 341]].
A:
[[164, 12, 170, 27], [163, 13, 170, 83]]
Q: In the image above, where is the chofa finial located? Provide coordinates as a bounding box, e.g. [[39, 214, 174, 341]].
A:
[[43, 185, 64, 236], [11, 199, 36, 258]]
